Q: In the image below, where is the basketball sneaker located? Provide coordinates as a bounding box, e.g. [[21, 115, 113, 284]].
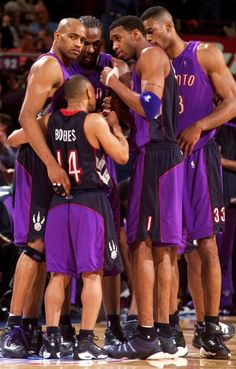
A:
[[172, 324, 188, 357], [192, 321, 235, 349], [123, 318, 138, 340], [39, 332, 61, 359], [28, 326, 43, 355], [158, 334, 179, 358], [0, 326, 29, 358], [104, 326, 126, 347], [107, 330, 164, 359], [200, 322, 231, 359], [60, 324, 76, 356], [73, 334, 107, 360]]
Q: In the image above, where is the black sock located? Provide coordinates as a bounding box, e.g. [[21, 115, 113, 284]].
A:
[[138, 325, 157, 341], [106, 314, 120, 330], [126, 314, 138, 321], [205, 316, 219, 326], [59, 315, 72, 327], [155, 322, 172, 338], [78, 329, 93, 339], [47, 326, 60, 335], [169, 311, 179, 328], [7, 315, 22, 327], [22, 318, 38, 330], [197, 321, 204, 327]]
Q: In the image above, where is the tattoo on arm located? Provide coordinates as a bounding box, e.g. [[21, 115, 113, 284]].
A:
[[145, 82, 162, 89]]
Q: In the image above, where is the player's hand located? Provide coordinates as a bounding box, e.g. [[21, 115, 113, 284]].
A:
[[178, 124, 202, 156], [47, 161, 71, 197], [106, 111, 120, 130], [102, 96, 112, 113], [100, 66, 119, 87]]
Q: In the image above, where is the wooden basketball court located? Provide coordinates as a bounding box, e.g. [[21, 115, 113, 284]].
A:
[[0, 317, 235, 369]]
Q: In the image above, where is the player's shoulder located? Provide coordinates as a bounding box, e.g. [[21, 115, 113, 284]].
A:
[[197, 42, 225, 70], [86, 112, 106, 125], [142, 45, 167, 58], [197, 42, 222, 55], [31, 53, 62, 74]]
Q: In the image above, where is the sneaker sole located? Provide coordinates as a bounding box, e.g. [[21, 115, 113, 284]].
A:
[[176, 345, 188, 357], [200, 347, 231, 360], [74, 352, 108, 360], [40, 350, 60, 359], [146, 351, 165, 360]]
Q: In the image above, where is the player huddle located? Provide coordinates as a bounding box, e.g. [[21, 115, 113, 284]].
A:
[[1, 6, 236, 362]]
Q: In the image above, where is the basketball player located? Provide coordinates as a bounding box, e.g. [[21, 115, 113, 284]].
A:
[[0, 18, 86, 359], [69, 15, 130, 347], [100, 16, 184, 359], [140, 6, 236, 359], [12, 75, 128, 359]]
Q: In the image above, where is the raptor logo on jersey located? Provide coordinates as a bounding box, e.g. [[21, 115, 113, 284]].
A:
[[109, 240, 118, 259], [32, 211, 45, 231]]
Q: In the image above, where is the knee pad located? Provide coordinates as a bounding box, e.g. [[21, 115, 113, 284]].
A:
[[23, 245, 45, 263]]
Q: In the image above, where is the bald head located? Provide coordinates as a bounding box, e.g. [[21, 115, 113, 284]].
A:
[[140, 6, 174, 25], [56, 18, 84, 33], [64, 75, 93, 100]]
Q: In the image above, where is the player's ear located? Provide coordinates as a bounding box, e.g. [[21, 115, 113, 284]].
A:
[[166, 20, 173, 33], [86, 86, 92, 99], [54, 31, 61, 41]]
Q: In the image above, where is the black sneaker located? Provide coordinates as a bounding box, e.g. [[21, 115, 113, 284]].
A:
[[123, 319, 138, 340], [219, 321, 235, 341], [107, 331, 164, 360], [172, 324, 188, 357], [158, 334, 179, 359], [200, 323, 231, 359], [28, 326, 43, 355], [192, 322, 204, 349], [39, 332, 61, 359], [0, 326, 29, 358], [104, 326, 126, 347], [192, 321, 235, 349], [60, 324, 76, 356], [73, 334, 107, 360]]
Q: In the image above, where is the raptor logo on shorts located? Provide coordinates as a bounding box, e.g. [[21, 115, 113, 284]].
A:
[[109, 240, 118, 259], [32, 211, 45, 231]]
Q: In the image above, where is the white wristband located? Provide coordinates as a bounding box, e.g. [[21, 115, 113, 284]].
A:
[[105, 66, 119, 86]]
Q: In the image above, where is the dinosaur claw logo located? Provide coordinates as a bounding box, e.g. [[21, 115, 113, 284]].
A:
[[32, 211, 45, 231], [108, 240, 118, 259]]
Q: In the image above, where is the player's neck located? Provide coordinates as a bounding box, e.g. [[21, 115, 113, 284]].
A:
[[50, 46, 71, 67], [66, 102, 88, 112], [166, 35, 187, 60], [136, 39, 150, 59]]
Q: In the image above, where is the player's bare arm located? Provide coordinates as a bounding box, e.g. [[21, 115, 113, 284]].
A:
[[112, 57, 130, 85], [101, 47, 165, 119], [84, 112, 129, 164], [19, 57, 71, 194], [178, 43, 236, 156], [221, 158, 236, 172], [7, 114, 50, 147]]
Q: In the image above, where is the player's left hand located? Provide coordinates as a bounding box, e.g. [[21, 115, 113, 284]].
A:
[[178, 124, 202, 156]]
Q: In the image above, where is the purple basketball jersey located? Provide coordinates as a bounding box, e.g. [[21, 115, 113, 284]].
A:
[[69, 52, 113, 111], [130, 63, 179, 150], [173, 41, 215, 150]]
